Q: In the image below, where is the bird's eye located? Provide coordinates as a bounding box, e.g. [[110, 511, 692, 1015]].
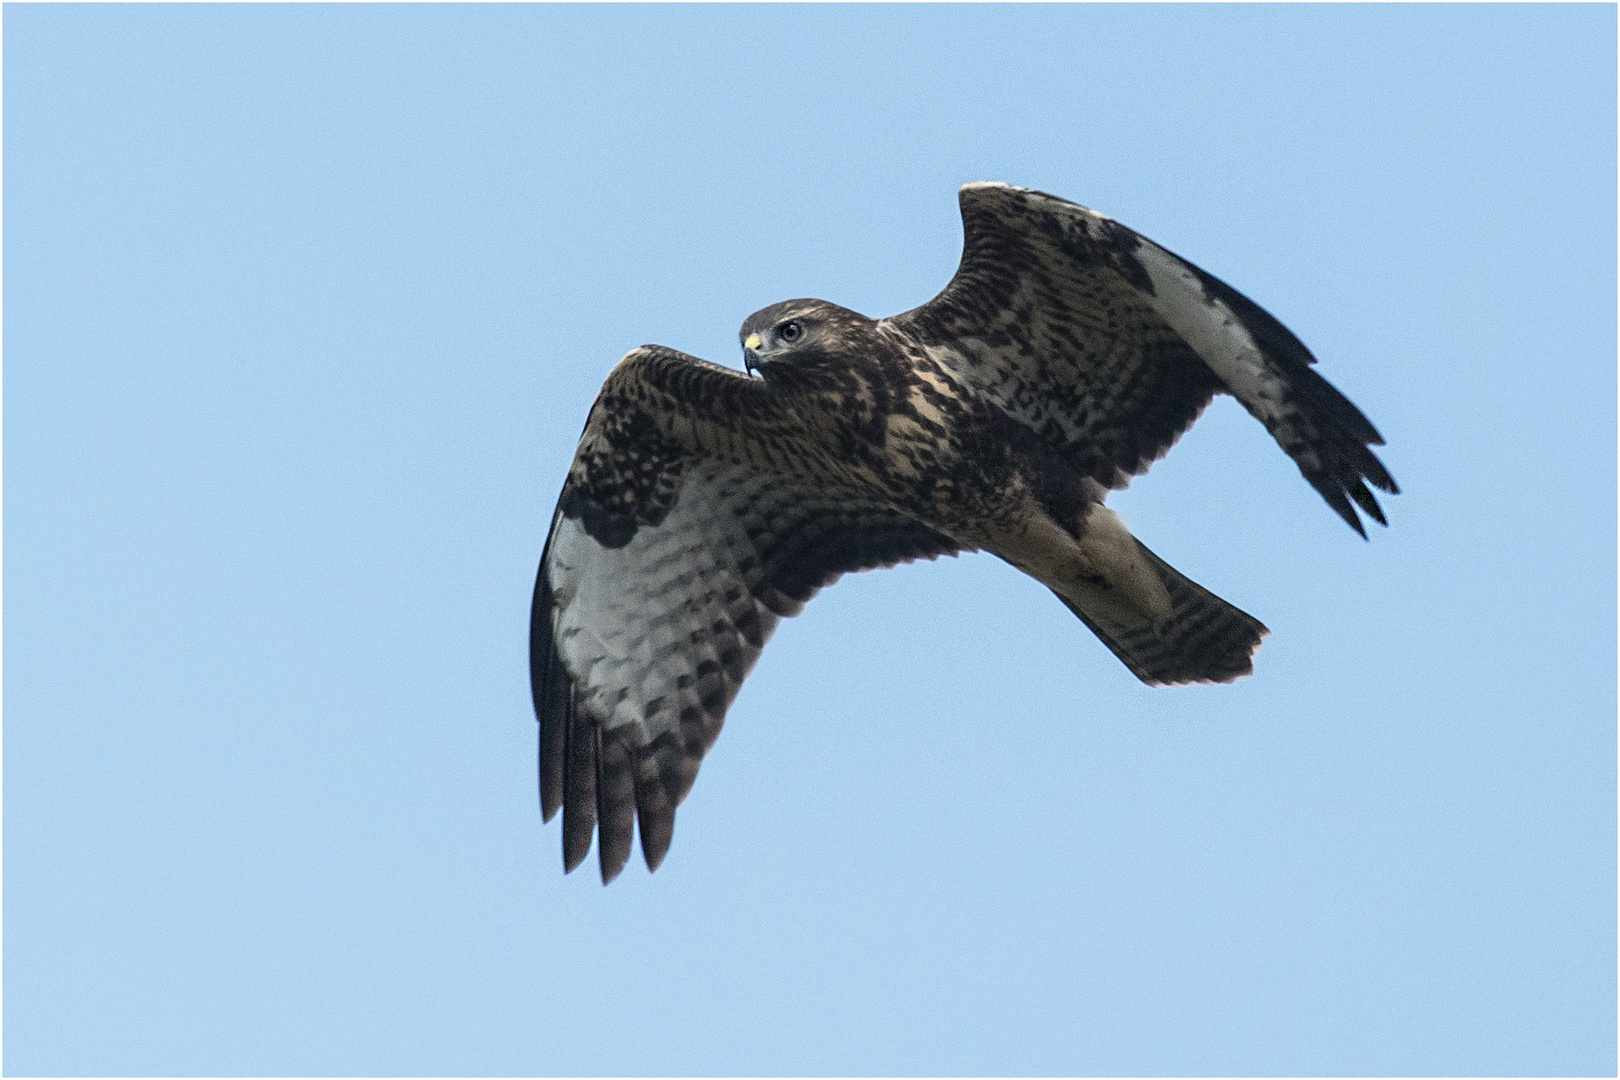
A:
[[778, 320, 803, 343]]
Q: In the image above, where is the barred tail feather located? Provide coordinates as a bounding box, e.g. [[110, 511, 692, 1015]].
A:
[[1059, 540, 1268, 686]]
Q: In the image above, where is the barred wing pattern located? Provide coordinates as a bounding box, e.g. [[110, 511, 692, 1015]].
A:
[[531, 348, 959, 882], [895, 183, 1397, 535]]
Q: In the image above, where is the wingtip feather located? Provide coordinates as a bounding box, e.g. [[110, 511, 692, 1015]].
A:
[[562, 832, 590, 874], [562, 707, 599, 873], [1309, 471, 1368, 538], [636, 775, 676, 873], [1347, 480, 1387, 528], [595, 732, 636, 884]]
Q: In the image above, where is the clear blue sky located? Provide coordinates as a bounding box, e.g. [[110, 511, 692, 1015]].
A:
[[5, 5, 1614, 1076]]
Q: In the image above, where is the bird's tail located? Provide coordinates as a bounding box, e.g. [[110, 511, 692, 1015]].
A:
[[1054, 521, 1268, 686]]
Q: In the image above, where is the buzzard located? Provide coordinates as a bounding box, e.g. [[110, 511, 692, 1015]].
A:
[[530, 182, 1396, 882]]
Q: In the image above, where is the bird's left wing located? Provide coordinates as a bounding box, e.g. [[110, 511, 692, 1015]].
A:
[[890, 183, 1397, 536], [532, 346, 961, 882]]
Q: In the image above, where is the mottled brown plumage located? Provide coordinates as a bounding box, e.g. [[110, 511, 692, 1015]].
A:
[[530, 183, 1397, 882]]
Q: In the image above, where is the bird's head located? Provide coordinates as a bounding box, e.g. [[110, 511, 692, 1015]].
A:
[[740, 299, 869, 381]]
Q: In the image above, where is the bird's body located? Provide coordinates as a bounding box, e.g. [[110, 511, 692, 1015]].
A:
[[532, 183, 1397, 881]]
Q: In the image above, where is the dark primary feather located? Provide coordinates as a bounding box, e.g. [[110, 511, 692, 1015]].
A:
[[528, 532, 568, 822], [1177, 259, 1398, 537]]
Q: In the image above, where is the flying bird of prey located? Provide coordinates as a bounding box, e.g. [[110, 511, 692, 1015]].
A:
[[530, 182, 1396, 882]]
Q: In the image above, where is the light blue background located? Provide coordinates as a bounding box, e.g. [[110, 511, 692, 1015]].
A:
[[5, 5, 1614, 1076]]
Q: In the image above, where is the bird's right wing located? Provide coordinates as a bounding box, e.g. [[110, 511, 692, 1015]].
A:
[[891, 183, 1397, 536], [532, 346, 961, 882]]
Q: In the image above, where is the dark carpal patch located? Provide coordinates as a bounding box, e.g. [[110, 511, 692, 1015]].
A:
[[562, 407, 691, 547], [556, 483, 638, 548]]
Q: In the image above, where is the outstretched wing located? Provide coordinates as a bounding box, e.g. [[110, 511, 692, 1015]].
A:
[[891, 182, 1397, 536], [531, 346, 960, 882]]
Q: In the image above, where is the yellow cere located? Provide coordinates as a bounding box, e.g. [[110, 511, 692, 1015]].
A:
[[744, 334, 762, 350]]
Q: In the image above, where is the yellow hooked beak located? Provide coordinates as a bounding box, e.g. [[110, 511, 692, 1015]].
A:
[[742, 332, 765, 376]]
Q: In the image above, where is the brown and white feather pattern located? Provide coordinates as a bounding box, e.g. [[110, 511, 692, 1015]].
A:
[[532, 182, 1397, 881]]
